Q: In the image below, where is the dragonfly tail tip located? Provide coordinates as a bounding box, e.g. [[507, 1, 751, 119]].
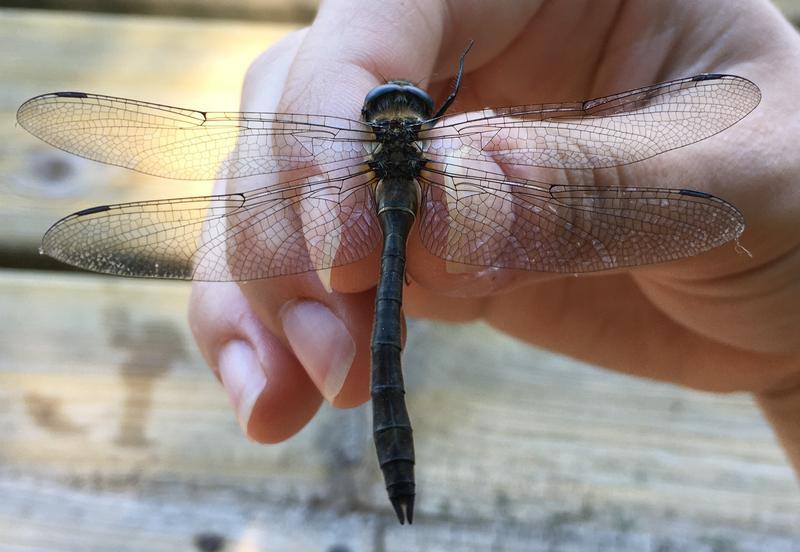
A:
[[390, 495, 414, 525]]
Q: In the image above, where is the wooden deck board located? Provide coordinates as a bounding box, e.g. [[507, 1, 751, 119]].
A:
[[9, 1, 800, 25], [3, 1, 319, 23], [2, 5, 800, 550], [1, 270, 798, 549]]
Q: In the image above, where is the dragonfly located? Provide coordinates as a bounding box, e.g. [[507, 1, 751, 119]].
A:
[[16, 45, 760, 523]]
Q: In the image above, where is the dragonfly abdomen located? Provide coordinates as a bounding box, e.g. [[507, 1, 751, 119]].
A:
[[370, 176, 419, 524]]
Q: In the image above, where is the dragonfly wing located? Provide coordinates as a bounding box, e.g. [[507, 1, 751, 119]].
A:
[[17, 92, 375, 180], [420, 74, 761, 169], [418, 163, 744, 272], [41, 165, 381, 281]]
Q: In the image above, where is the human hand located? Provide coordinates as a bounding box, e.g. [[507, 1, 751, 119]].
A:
[[189, 0, 800, 471]]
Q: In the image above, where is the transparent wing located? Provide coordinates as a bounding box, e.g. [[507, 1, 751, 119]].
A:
[[417, 163, 744, 272], [17, 92, 376, 180], [41, 165, 381, 281], [420, 74, 761, 169]]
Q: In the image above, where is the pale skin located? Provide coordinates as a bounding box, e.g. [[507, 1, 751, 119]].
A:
[[188, 0, 800, 476]]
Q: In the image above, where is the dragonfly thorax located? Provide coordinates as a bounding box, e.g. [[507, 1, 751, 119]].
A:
[[368, 119, 427, 181]]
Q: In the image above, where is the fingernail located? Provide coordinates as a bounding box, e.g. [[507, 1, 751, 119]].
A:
[[317, 267, 333, 294], [280, 299, 355, 403], [218, 340, 267, 436]]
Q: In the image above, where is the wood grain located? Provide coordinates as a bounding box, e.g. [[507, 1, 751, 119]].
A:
[[4, 0, 319, 23], [1, 270, 798, 550], [775, 0, 800, 24], [2, 6, 800, 551]]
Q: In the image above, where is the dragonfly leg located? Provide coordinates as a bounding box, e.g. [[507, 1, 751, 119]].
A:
[[431, 39, 474, 120]]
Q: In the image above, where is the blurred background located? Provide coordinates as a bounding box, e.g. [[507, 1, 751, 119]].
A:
[[1, 2, 799, 551]]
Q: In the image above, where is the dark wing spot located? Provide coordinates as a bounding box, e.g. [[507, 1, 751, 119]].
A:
[[55, 91, 89, 98], [692, 73, 725, 82], [679, 189, 713, 199], [75, 205, 111, 216]]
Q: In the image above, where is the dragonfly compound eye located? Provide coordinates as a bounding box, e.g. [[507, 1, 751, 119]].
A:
[[362, 80, 435, 122]]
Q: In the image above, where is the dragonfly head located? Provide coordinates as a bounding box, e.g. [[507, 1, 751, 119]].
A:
[[362, 80, 434, 123]]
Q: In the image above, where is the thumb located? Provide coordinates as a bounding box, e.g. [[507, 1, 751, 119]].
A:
[[277, 1, 447, 120]]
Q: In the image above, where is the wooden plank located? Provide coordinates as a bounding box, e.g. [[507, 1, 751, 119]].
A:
[[8, 0, 800, 26], [1, 269, 798, 550], [2, 6, 800, 550], [0, 9, 298, 259], [774, 0, 800, 24], [4, 1, 319, 23]]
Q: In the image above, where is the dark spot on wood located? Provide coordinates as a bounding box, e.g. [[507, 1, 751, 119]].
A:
[[494, 489, 512, 518], [24, 392, 85, 434], [34, 156, 74, 183], [654, 538, 679, 552], [669, 399, 685, 414], [106, 307, 187, 448], [193, 532, 226, 552]]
